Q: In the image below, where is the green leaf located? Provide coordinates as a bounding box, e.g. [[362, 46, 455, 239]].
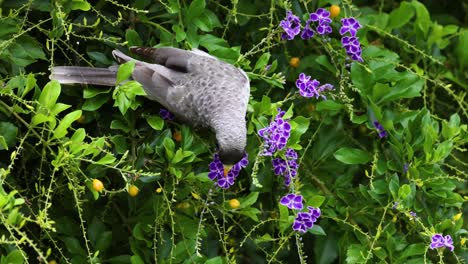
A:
[[412, 0, 431, 37], [38, 80, 61, 110], [238, 207, 260, 222], [0, 122, 18, 150], [4, 250, 24, 264], [51, 103, 71, 116], [240, 192, 259, 208], [22, 73, 36, 98], [110, 119, 130, 133], [316, 100, 343, 112], [186, 0, 205, 21], [53, 110, 82, 139], [398, 184, 412, 200], [346, 244, 366, 264], [334, 147, 372, 164], [172, 24, 186, 43], [254, 53, 271, 71], [84, 87, 111, 98], [399, 243, 426, 259], [308, 225, 326, 236], [308, 195, 326, 207], [377, 72, 424, 104], [116, 61, 135, 84], [126, 29, 143, 47], [82, 94, 109, 111], [96, 154, 116, 165], [130, 255, 145, 264], [351, 63, 374, 97], [62, 237, 86, 255], [146, 115, 165, 130], [315, 55, 336, 74], [387, 1, 414, 29]]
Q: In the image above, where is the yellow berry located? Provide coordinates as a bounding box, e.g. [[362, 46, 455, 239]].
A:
[[191, 192, 201, 200], [330, 5, 341, 19], [156, 187, 163, 193], [49, 261, 58, 264], [92, 179, 104, 192], [229, 199, 240, 209], [128, 185, 139, 197], [453, 213, 462, 221], [289, 57, 300, 68]]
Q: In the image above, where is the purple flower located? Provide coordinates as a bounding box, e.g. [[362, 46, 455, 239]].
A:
[[272, 148, 299, 186], [392, 202, 399, 210], [280, 193, 303, 210], [307, 8, 332, 36], [159, 108, 174, 120], [430, 234, 454, 251], [341, 36, 363, 62], [295, 73, 334, 99], [409, 211, 417, 220], [300, 24, 314, 40], [309, 8, 332, 25], [373, 121, 388, 138], [208, 153, 249, 189], [340, 18, 362, 37], [280, 11, 301, 40], [258, 109, 291, 155], [292, 206, 321, 233]]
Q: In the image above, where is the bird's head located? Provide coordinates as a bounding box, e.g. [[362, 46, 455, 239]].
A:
[[219, 148, 244, 168]]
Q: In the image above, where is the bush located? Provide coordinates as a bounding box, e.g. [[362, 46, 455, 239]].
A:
[[0, 0, 466, 263]]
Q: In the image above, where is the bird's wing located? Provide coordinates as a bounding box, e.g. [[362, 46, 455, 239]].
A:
[[129, 47, 193, 73]]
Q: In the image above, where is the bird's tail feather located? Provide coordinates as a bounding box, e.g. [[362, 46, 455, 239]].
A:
[[50, 66, 117, 86]]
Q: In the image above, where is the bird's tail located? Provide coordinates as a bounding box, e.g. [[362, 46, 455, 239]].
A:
[[50, 66, 118, 86]]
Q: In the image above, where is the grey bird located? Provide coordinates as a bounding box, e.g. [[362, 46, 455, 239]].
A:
[[50, 47, 250, 167]]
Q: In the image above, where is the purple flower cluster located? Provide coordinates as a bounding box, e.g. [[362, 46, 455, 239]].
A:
[[295, 73, 334, 99], [373, 121, 388, 138], [272, 148, 299, 186], [280, 193, 303, 210], [258, 109, 291, 155], [305, 8, 332, 38], [280, 11, 301, 40], [430, 234, 454, 251], [280, 193, 321, 233], [340, 18, 363, 62], [293, 206, 321, 233], [208, 153, 249, 189], [159, 108, 174, 121]]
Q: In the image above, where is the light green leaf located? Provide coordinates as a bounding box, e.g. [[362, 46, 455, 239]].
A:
[[53, 110, 82, 139], [38, 80, 61, 110], [116, 61, 135, 84]]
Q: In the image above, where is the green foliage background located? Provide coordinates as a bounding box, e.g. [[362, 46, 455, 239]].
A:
[[0, 0, 467, 263]]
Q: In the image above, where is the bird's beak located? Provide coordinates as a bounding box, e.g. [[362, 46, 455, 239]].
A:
[[223, 164, 233, 177]]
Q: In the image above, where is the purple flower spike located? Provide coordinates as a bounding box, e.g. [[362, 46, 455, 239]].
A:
[[159, 108, 174, 120], [271, 148, 299, 187], [373, 121, 388, 138], [280, 11, 301, 40], [430, 234, 454, 251], [341, 36, 363, 62], [208, 152, 249, 189], [295, 73, 334, 99], [292, 206, 321, 233], [340, 18, 362, 37], [258, 109, 291, 155], [280, 194, 304, 210]]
